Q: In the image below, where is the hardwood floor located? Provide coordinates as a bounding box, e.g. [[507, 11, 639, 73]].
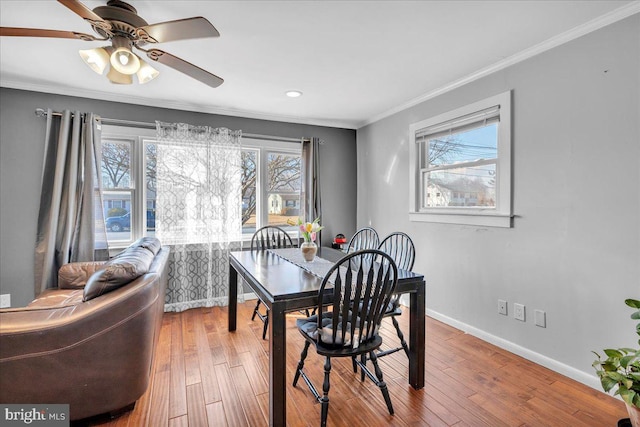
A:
[[79, 301, 627, 426]]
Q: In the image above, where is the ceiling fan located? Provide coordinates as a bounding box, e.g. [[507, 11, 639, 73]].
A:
[[0, 0, 223, 87]]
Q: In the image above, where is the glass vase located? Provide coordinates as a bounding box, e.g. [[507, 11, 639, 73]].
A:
[[300, 241, 318, 262]]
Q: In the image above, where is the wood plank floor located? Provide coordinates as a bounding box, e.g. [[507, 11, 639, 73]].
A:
[[76, 301, 627, 427]]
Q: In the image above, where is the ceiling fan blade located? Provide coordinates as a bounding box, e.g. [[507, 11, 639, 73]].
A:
[[145, 48, 223, 88], [0, 27, 99, 41], [57, 0, 112, 32], [136, 17, 220, 44]]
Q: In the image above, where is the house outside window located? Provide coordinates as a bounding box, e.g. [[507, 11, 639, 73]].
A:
[[409, 90, 512, 227]]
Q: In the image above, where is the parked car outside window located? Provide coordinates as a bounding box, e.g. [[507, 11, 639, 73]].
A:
[[106, 210, 155, 232]]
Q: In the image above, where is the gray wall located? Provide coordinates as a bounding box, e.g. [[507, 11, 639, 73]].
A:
[[0, 88, 357, 307], [357, 14, 639, 388]]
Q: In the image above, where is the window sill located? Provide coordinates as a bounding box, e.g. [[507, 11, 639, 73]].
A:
[[409, 211, 512, 228]]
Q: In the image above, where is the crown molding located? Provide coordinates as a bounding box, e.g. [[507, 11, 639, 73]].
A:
[[0, 80, 358, 130], [358, 1, 640, 129], [3, 2, 637, 132]]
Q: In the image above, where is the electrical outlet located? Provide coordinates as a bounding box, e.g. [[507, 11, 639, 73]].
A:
[[0, 294, 10, 308], [498, 299, 507, 315], [514, 303, 525, 321], [535, 309, 546, 328]]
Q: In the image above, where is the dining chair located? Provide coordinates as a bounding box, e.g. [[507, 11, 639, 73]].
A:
[[346, 227, 380, 253], [376, 231, 415, 359], [293, 249, 399, 427], [250, 225, 294, 339]]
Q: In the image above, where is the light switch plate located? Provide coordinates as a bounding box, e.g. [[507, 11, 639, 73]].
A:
[[535, 309, 546, 328]]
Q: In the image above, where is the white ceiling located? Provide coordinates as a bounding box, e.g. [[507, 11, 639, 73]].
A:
[[1, 1, 638, 129]]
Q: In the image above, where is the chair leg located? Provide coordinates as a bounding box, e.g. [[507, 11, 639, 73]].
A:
[[320, 357, 332, 427], [369, 351, 394, 415], [262, 310, 269, 340], [351, 356, 358, 373], [391, 316, 410, 357], [293, 341, 310, 387], [251, 299, 262, 321], [360, 354, 366, 382]]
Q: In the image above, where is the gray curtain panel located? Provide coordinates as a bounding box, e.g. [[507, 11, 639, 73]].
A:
[[302, 137, 322, 242], [34, 109, 108, 295], [155, 121, 242, 312]]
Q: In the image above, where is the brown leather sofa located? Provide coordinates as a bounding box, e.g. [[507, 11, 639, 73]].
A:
[[0, 237, 169, 421]]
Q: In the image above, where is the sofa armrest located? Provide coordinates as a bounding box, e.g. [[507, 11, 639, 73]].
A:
[[58, 261, 107, 289]]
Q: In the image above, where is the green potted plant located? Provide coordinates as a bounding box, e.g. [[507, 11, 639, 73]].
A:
[[593, 299, 640, 426]]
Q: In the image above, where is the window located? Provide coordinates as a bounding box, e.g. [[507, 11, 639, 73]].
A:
[[101, 126, 156, 246], [100, 127, 303, 246], [241, 138, 302, 238], [409, 91, 512, 227]]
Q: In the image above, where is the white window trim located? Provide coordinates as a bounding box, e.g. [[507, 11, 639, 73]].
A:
[[102, 125, 157, 248], [239, 138, 302, 239], [409, 90, 512, 228], [100, 129, 304, 247]]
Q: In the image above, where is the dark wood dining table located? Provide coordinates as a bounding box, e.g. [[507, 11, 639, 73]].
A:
[[228, 246, 425, 427]]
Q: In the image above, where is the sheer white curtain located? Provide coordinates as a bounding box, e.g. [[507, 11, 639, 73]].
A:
[[155, 121, 242, 312]]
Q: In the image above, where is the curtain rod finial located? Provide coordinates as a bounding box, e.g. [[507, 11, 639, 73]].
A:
[[35, 108, 46, 117]]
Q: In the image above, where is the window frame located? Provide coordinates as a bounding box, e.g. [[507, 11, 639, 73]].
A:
[[409, 90, 512, 227], [101, 125, 156, 248], [99, 128, 303, 246], [241, 138, 303, 240]]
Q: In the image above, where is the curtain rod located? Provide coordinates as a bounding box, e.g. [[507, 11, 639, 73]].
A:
[[35, 108, 311, 144]]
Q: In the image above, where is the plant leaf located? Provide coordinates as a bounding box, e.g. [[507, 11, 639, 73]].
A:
[[619, 387, 633, 405], [602, 361, 619, 372], [625, 299, 640, 309], [604, 349, 623, 358], [609, 372, 628, 382], [600, 376, 618, 392], [621, 355, 636, 368]]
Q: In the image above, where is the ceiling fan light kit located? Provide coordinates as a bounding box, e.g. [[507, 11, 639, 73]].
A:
[[109, 36, 139, 75], [79, 47, 110, 74], [107, 64, 132, 85], [79, 39, 159, 84], [136, 59, 160, 84], [1, 0, 223, 88]]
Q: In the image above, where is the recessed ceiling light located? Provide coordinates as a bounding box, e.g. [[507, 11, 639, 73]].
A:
[[285, 90, 303, 98]]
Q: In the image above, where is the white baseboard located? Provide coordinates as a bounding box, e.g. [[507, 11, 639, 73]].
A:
[[237, 297, 602, 391], [426, 308, 602, 391]]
